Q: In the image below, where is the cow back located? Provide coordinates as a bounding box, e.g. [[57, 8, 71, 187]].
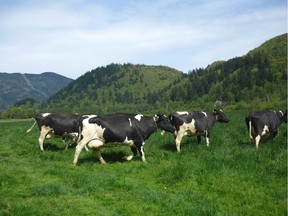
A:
[[247, 110, 282, 131], [88, 113, 156, 143], [42, 113, 82, 136]]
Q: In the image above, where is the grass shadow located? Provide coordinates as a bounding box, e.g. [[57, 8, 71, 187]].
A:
[[163, 143, 177, 152], [78, 150, 138, 165], [44, 143, 65, 152]]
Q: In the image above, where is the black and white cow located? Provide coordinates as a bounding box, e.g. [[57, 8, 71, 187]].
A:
[[169, 109, 229, 152], [27, 113, 84, 151], [72, 113, 175, 165], [245, 110, 287, 148]]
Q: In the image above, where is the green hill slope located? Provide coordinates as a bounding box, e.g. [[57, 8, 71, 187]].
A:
[[44, 64, 181, 114], [163, 33, 287, 110]]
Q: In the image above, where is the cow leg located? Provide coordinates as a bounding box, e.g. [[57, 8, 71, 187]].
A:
[[123, 147, 137, 161], [205, 137, 210, 147], [38, 126, 51, 151], [73, 138, 89, 166], [175, 132, 184, 152], [255, 135, 261, 149], [205, 131, 210, 147], [272, 130, 279, 139], [197, 135, 201, 144], [38, 136, 45, 152], [63, 138, 69, 150], [95, 149, 106, 164], [140, 144, 147, 163], [134, 140, 147, 163]]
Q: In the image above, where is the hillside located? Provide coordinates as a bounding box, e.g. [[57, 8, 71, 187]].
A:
[[0, 72, 73, 110], [42, 34, 286, 114], [2, 33, 287, 117], [164, 33, 287, 110], [44, 64, 181, 114]]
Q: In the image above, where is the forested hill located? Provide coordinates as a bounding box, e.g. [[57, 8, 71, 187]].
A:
[[165, 33, 287, 109], [43, 65, 181, 114], [0, 72, 73, 110], [42, 33, 287, 114]]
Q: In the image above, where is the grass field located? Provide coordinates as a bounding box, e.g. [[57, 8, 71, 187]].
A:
[[0, 111, 287, 215]]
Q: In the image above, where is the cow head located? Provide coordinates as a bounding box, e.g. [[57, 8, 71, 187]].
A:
[[154, 114, 175, 133], [213, 109, 229, 123]]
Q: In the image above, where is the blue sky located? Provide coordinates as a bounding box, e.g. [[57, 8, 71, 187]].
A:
[[0, 0, 286, 79]]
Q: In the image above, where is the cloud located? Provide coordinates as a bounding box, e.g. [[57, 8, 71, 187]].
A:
[[0, 0, 286, 78]]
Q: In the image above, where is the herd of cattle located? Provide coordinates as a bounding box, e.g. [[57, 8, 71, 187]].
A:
[[26, 109, 287, 165]]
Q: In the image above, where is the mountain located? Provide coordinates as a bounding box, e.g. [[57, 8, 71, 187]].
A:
[[42, 34, 286, 114], [164, 33, 287, 110], [0, 72, 73, 110], [43, 64, 181, 114], [3, 33, 286, 117]]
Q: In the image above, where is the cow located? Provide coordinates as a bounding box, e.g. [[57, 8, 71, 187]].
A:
[[72, 113, 175, 165], [245, 110, 287, 148], [26, 113, 84, 151], [169, 109, 230, 152]]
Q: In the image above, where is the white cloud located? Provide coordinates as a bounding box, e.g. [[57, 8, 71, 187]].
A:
[[0, 0, 286, 78]]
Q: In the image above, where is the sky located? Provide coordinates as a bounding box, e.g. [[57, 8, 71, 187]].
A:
[[0, 0, 286, 79]]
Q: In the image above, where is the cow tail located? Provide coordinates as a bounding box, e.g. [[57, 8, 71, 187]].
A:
[[77, 126, 82, 144], [26, 118, 36, 133], [249, 119, 252, 140]]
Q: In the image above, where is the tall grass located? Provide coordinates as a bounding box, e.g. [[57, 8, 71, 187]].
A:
[[0, 111, 287, 215]]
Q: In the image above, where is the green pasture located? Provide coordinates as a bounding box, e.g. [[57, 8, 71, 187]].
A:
[[0, 111, 287, 215]]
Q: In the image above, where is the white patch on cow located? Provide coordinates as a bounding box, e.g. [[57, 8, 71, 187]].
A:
[[181, 119, 197, 135], [46, 133, 53, 139], [128, 118, 132, 126], [153, 116, 157, 122], [202, 112, 208, 117], [135, 114, 143, 121], [261, 125, 269, 136], [123, 137, 134, 146], [84, 114, 97, 119], [42, 113, 51, 117], [176, 111, 189, 115], [175, 119, 196, 152], [81, 116, 106, 149], [64, 132, 78, 138]]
